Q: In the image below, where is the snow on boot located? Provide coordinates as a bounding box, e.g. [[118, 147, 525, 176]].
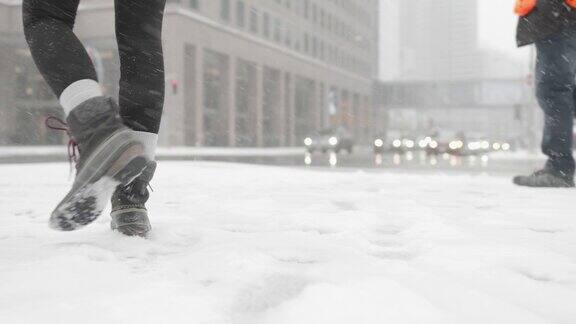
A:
[[50, 97, 150, 231], [513, 169, 575, 188], [111, 161, 157, 237]]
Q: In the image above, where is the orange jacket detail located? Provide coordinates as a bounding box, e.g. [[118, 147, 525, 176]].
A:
[[515, 0, 538, 16], [516, 0, 576, 17]]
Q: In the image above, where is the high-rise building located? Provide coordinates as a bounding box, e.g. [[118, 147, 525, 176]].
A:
[[396, 0, 480, 81], [0, 0, 379, 147]]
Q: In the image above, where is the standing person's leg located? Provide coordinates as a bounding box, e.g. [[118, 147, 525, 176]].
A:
[[514, 32, 576, 188], [23, 0, 152, 231], [536, 35, 576, 178], [22, 0, 101, 111], [110, 0, 166, 236]]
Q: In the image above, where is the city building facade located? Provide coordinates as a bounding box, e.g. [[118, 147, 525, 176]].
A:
[[0, 0, 380, 147]]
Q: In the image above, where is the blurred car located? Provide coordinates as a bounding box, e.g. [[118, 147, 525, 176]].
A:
[[373, 131, 428, 154], [446, 131, 467, 156], [304, 127, 354, 154], [389, 132, 416, 153], [417, 135, 439, 154], [490, 140, 512, 152], [464, 134, 491, 155], [425, 131, 456, 155], [372, 133, 387, 154]]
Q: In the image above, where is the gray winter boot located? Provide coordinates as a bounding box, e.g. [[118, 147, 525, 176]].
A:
[[513, 169, 575, 188], [111, 161, 157, 237], [50, 97, 150, 231]]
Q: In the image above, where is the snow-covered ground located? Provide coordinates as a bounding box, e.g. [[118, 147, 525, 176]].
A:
[[1, 162, 576, 324]]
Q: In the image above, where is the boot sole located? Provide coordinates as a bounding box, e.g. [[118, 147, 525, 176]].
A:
[[50, 130, 150, 231]]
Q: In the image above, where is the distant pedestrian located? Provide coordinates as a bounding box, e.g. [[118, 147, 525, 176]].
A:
[[514, 0, 576, 187]]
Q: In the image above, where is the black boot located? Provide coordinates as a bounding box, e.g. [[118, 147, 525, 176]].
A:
[[111, 161, 157, 237], [513, 169, 575, 188], [50, 97, 150, 231]]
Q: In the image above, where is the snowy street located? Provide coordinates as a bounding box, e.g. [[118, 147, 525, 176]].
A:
[[1, 161, 576, 323]]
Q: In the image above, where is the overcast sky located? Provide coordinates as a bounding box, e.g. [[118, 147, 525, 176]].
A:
[[379, 0, 532, 79], [478, 0, 531, 60]]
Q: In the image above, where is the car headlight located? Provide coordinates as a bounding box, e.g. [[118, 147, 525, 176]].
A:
[[429, 141, 438, 149], [481, 141, 490, 150], [493, 142, 501, 150], [419, 140, 427, 148], [329, 137, 339, 146], [404, 140, 415, 149], [449, 141, 463, 150], [374, 139, 384, 148], [392, 139, 402, 148], [468, 142, 480, 151], [304, 137, 313, 146], [502, 143, 511, 151]]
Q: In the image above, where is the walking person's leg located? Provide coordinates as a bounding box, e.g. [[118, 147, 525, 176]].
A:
[[116, 0, 166, 135], [110, 0, 166, 236], [514, 32, 576, 187], [23, 0, 152, 231], [22, 0, 99, 108]]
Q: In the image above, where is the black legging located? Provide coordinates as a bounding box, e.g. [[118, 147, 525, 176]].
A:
[[23, 0, 166, 134]]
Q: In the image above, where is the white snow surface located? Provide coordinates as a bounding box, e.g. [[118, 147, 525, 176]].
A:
[[1, 162, 576, 324]]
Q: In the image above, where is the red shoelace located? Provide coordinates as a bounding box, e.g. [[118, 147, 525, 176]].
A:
[[44, 116, 152, 188], [45, 116, 79, 169]]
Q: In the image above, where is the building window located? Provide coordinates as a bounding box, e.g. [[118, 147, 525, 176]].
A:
[[236, 59, 258, 147], [312, 36, 318, 57], [312, 3, 317, 23], [249, 7, 259, 33], [263, 67, 282, 146], [273, 18, 281, 42], [285, 28, 292, 47], [189, 0, 199, 9], [236, 1, 245, 28], [263, 12, 271, 38], [220, 0, 231, 21], [203, 49, 230, 146]]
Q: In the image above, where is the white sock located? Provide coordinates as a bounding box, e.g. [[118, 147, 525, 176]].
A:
[[134, 131, 159, 160], [59, 79, 103, 115]]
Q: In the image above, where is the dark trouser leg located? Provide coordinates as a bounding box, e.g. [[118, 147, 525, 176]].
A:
[[111, 0, 165, 236], [535, 34, 576, 178], [22, 0, 98, 98], [115, 0, 166, 134]]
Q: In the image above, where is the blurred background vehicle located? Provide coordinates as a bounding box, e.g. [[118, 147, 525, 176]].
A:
[[304, 127, 354, 154], [490, 139, 512, 152], [464, 133, 491, 156], [381, 131, 415, 153], [446, 131, 467, 156], [372, 132, 388, 154]]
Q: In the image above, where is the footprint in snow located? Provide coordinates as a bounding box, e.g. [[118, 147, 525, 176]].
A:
[[232, 273, 309, 315], [331, 201, 359, 211]]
